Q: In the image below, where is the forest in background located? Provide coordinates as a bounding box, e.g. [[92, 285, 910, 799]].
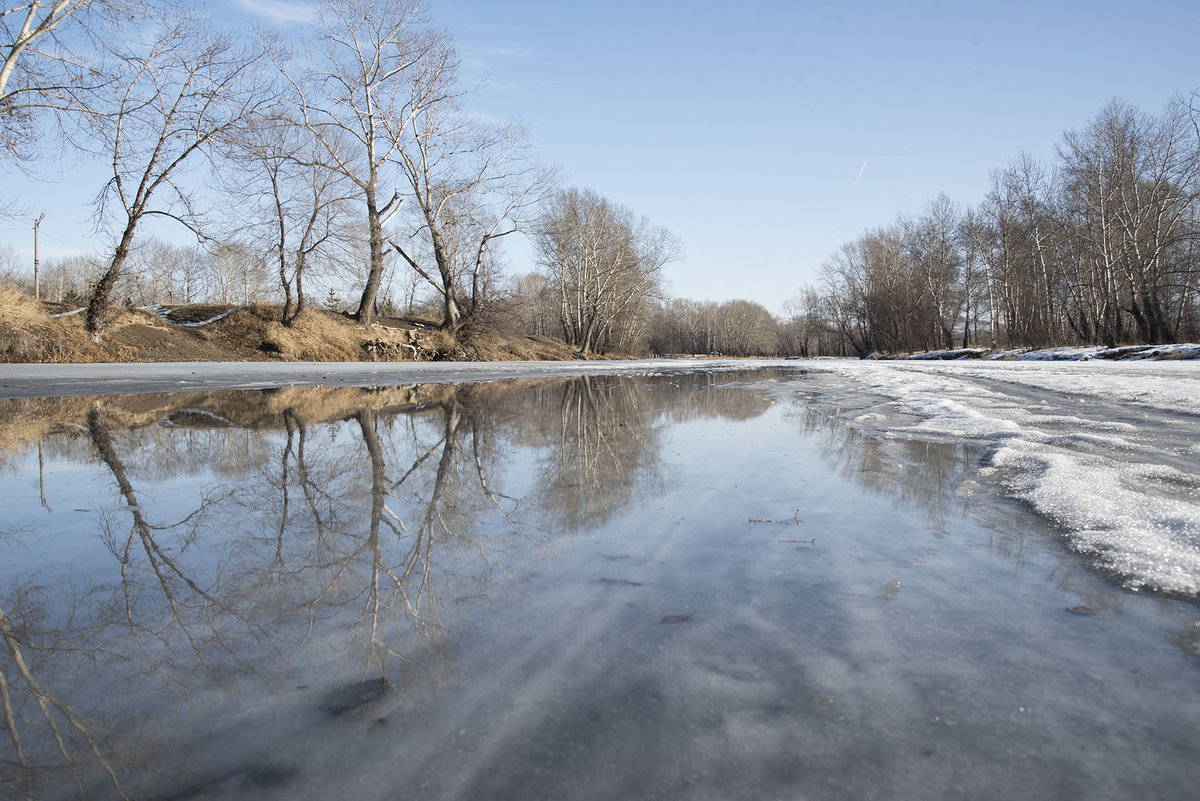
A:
[[2, 1, 1198, 359]]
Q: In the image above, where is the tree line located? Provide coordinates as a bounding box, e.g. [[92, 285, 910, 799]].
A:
[[802, 96, 1200, 356], [516, 94, 1200, 357]]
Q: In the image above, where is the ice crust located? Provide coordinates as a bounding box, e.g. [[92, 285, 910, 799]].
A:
[[807, 359, 1200, 595]]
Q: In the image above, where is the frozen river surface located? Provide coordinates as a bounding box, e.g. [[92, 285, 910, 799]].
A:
[[0, 360, 1198, 799]]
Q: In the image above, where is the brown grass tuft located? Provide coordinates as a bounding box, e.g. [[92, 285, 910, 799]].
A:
[[261, 310, 362, 361], [0, 285, 111, 363]]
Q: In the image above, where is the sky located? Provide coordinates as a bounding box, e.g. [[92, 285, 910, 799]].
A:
[[3, 0, 1199, 314]]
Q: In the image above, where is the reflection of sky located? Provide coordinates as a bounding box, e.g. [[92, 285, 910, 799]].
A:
[[1, 448, 123, 588]]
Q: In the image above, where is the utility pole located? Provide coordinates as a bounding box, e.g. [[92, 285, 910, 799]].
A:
[[33, 213, 45, 300]]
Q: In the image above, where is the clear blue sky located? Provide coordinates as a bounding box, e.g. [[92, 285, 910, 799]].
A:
[[4, 0, 1198, 314]]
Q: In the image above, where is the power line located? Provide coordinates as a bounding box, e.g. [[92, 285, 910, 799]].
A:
[[0, 226, 95, 251], [40, 231, 95, 251]]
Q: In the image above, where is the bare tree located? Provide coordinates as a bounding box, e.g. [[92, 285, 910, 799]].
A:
[[204, 243, 271, 305], [0, 0, 107, 159], [81, 10, 269, 337], [647, 297, 718, 356], [779, 289, 830, 357], [956, 205, 990, 348], [389, 66, 556, 330], [1060, 98, 1200, 344], [905, 194, 964, 349], [280, 0, 442, 325], [32, 252, 95, 301], [975, 153, 1071, 347], [535, 187, 680, 356], [226, 108, 356, 324], [710, 299, 779, 356], [510, 271, 557, 337]]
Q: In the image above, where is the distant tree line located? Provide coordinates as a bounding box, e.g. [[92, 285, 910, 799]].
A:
[[510, 95, 1200, 359], [801, 97, 1200, 356], [1, 239, 278, 306]]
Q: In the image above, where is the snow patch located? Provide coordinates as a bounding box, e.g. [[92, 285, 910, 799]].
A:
[[986, 442, 1200, 593]]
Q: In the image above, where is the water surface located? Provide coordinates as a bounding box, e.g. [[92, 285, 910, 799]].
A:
[[1, 369, 1197, 799]]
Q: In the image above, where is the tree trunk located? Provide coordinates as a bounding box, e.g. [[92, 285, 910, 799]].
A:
[[85, 218, 138, 339], [294, 252, 307, 322], [355, 185, 384, 324], [278, 224, 293, 325]]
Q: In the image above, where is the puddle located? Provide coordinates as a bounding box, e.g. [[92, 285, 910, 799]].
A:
[[0, 368, 1197, 799]]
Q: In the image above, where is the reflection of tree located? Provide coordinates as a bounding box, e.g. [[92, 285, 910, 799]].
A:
[[1, 599, 130, 800], [661, 370, 777, 423], [350, 407, 437, 674], [0, 403, 279, 799], [233, 387, 534, 701], [1, 386, 533, 796], [792, 399, 977, 525], [87, 403, 246, 680], [526, 376, 667, 531], [519, 370, 777, 533]]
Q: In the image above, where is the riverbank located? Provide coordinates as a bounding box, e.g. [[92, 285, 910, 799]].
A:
[[0, 288, 584, 364]]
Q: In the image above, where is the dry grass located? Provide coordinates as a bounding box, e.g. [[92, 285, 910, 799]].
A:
[[0, 287, 604, 365], [0, 285, 112, 363], [259, 309, 361, 361]]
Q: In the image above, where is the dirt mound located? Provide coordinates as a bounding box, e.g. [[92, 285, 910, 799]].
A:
[[0, 288, 593, 364]]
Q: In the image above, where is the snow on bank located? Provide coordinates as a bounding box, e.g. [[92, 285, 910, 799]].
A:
[[803, 359, 1200, 595], [141, 304, 236, 326], [994, 343, 1200, 361], [46, 305, 237, 324], [887, 343, 1200, 361]]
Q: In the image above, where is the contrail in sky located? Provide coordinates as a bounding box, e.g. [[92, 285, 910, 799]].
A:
[[851, 159, 869, 191]]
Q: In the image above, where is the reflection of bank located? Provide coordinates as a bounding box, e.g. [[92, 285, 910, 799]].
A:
[[0, 370, 786, 798]]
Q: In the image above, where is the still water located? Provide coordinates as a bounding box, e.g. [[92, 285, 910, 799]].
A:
[[1, 368, 1197, 800]]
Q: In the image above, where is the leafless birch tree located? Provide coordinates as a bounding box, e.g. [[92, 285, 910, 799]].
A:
[[392, 122, 553, 330], [226, 108, 356, 324], [1, 0, 102, 158], [388, 59, 556, 330], [81, 10, 268, 336], [1060, 98, 1200, 344], [535, 188, 679, 356]]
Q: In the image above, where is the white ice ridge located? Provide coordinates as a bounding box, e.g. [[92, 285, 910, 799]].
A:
[[810, 360, 1200, 595]]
